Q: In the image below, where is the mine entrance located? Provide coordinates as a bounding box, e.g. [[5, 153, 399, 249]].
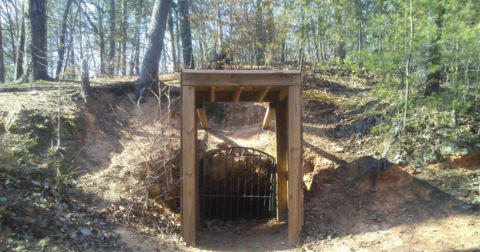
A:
[[200, 147, 276, 221]]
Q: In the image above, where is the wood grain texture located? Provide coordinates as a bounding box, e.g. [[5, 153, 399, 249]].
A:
[[263, 103, 275, 130], [234, 87, 243, 102], [181, 85, 196, 246], [276, 100, 288, 222], [196, 107, 208, 130], [258, 87, 271, 102], [183, 71, 301, 87], [288, 85, 303, 243]]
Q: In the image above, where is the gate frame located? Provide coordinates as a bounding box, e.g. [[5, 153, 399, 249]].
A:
[[181, 70, 303, 246], [200, 147, 277, 221]]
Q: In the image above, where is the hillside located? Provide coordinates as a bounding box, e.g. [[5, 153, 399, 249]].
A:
[[0, 71, 479, 252]]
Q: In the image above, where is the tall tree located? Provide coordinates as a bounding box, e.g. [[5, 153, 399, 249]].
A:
[[14, 9, 25, 80], [129, 0, 143, 75], [255, 0, 265, 65], [56, 0, 74, 78], [137, 0, 171, 96], [108, 0, 116, 75], [424, 3, 445, 96], [168, 9, 177, 71], [120, 0, 127, 75], [178, 0, 194, 69], [0, 9, 5, 83], [18, 0, 49, 82]]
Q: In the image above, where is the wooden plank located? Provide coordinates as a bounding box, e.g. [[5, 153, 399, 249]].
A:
[[181, 85, 196, 247], [195, 116, 200, 225], [196, 107, 208, 129], [196, 92, 278, 103], [262, 103, 275, 130], [233, 87, 243, 102], [182, 69, 301, 75], [258, 87, 271, 102], [278, 87, 289, 101], [288, 85, 303, 243], [183, 72, 301, 87], [210, 87, 216, 102], [276, 100, 288, 222]]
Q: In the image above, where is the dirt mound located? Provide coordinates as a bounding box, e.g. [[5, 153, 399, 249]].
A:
[[1, 72, 480, 252]]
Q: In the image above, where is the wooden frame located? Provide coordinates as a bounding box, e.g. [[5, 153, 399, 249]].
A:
[[181, 70, 303, 246]]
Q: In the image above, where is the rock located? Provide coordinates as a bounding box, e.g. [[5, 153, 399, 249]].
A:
[[0, 197, 7, 205], [77, 227, 92, 236], [254, 242, 263, 248], [440, 144, 469, 156], [392, 153, 408, 165], [461, 204, 473, 211], [334, 147, 345, 153]]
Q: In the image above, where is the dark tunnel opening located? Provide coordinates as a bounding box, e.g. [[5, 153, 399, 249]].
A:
[[199, 147, 276, 222]]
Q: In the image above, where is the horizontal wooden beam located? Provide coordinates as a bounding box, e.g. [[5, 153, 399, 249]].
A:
[[196, 92, 278, 103], [182, 69, 301, 75], [258, 87, 271, 102], [196, 107, 208, 129], [234, 87, 243, 102], [262, 103, 275, 130], [183, 71, 302, 87]]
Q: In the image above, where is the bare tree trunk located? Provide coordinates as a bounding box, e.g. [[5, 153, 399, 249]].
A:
[[56, 0, 74, 79], [137, 0, 171, 98], [215, 0, 222, 55], [175, 7, 182, 67], [178, 0, 194, 69], [19, 0, 50, 82], [121, 0, 127, 75], [255, 0, 265, 65], [168, 9, 177, 71], [264, 0, 274, 66], [424, 3, 445, 96], [0, 12, 5, 83], [3, 2, 17, 63], [109, 0, 116, 75], [15, 6, 25, 80], [130, 0, 143, 75]]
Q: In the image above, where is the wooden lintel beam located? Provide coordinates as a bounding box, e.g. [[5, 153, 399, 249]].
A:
[[262, 103, 275, 130], [258, 87, 271, 102], [196, 107, 208, 129], [210, 87, 216, 102], [196, 92, 278, 103], [234, 87, 243, 102], [183, 71, 301, 87]]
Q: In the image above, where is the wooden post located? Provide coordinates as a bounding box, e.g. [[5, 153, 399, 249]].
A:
[[276, 100, 288, 222], [196, 106, 208, 129], [258, 87, 271, 102], [262, 103, 275, 130], [181, 85, 196, 246], [234, 87, 243, 102], [288, 85, 302, 243]]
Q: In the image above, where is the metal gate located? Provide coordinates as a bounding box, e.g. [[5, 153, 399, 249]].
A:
[[200, 147, 276, 221]]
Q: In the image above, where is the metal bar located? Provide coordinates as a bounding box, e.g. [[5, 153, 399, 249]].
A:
[[201, 147, 277, 221]]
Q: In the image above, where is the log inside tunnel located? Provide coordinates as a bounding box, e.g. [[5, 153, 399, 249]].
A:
[[199, 147, 276, 221]]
